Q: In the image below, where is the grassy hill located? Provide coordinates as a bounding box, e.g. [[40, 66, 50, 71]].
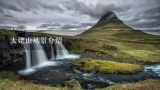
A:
[[71, 11, 160, 64]]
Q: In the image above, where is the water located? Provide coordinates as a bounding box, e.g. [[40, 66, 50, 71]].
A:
[[33, 42, 50, 67], [24, 44, 31, 69], [145, 64, 160, 76], [22, 61, 160, 89], [50, 44, 55, 60], [56, 42, 80, 59], [19, 43, 35, 75], [19, 42, 160, 89], [19, 42, 58, 75]]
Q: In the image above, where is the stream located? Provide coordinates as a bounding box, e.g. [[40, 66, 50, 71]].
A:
[[20, 59, 160, 89]]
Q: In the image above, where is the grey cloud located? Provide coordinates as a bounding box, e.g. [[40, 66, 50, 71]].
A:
[[16, 25, 26, 30], [127, 6, 160, 30], [0, 0, 160, 35], [39, 3, 64, 13], [37, 23, 61, 29], [0, 25, 15, 29], [0, 0, 22, 12], [61, 24, 81, 29]]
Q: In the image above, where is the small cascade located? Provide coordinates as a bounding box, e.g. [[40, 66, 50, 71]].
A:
[[56, 42, 69, 59], [24, 43, 31, 69], [55, 42, 80, 59], [19, 41, 57, 75], [33, 42, 48, 65], [50, 44, 55, 60], [145, 65, 160, 76], [18, 43, 35, 75]]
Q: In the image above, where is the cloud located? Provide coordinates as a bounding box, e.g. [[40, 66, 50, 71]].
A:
[[125, 6, 160, 31], [0, 0, 160, 35]]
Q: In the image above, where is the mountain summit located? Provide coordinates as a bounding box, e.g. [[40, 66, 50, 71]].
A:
[[81, 11, 150, 38], [95, 11, 123, 27]]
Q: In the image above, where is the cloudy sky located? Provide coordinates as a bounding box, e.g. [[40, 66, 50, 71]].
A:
[[0, 0, 160, 35]]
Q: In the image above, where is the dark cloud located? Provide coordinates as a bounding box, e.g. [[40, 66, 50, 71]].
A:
[[0, 25, 15, 29], [16, 25, 26, 30], [0, 0, 22, 12], [61, 24, 81, 29], [37, 23, 61, 29], [39, 3, 64, 13], [127, 6, 160, 30], [0, 0, 160, 35]]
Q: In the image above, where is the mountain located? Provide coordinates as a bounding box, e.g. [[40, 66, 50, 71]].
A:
[[72, 11, 160, 64], [80, 11, 154, 40]]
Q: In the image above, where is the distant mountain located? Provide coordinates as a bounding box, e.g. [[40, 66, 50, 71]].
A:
[[81, 11, 152, 39]]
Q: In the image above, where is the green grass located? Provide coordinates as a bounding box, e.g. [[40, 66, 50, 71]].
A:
[[0, 71, 81, 90], [100, 79, 160, 90], [73, 58, 143, 74], [0, 71, 20, 81], [0, 29, 16, 37]]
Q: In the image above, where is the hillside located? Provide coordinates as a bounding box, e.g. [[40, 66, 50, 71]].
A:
[[70, 11, 160, 64]]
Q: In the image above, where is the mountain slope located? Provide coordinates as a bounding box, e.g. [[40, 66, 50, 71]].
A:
[[81, 11, 158, 40], [72, 11, 160, 64]]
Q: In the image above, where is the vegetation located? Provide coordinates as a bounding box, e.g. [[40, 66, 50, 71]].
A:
[[0, 71, 20, 81], [0, 71, 81, 90], [100, 79, 160, 90], [73, 58, 143, 74]]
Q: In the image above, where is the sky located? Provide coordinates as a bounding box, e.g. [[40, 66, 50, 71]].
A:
[[0, 0, 160, 36]]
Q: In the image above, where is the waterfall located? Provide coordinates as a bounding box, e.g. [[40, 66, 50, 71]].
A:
[[56, 42, 80, 59], [19, 42, 57, 75], [50, 44, 55, 60], [24, 43, 31, 69], [56, 42, 70, 59], [33, 42, 48, 65], [18, 43, 35, 75]]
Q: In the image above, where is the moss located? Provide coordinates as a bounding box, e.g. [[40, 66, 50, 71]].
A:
[[73, 58, 143, 74]]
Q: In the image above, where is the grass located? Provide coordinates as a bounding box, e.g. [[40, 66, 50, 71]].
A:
[[0, 71, 81, 90], [0, 29, 16, 37], [73, 58, 143, 74], [0, 71, 20, 81], [100, 79, 160, 90]]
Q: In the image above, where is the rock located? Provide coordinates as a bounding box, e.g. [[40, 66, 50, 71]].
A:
[[82, 49, 119, 60], [65, 79, 82, 89], [66, 73, 77, 80]]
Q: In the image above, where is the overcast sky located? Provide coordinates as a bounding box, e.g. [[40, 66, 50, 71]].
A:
[[0, 0, 160, 35]]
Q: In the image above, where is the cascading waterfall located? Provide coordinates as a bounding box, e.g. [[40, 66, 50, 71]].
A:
[[56, 42, 80, 59], [50, 44, 55, 60], [33, 42, 48, 65], [18, 43, 35, 75], [24, 43, 31, 69], [56, 42, 70, 59], [19, 42, 57, 75]]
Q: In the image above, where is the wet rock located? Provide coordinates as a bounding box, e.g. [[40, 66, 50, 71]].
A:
[[65, 79, 82, 89], [66, 73, 77, 80]]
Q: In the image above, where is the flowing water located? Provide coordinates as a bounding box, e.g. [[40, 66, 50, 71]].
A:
[[19, 42, 160, 89], [19, 42, 58, 75], [55, 42, 80, 59]]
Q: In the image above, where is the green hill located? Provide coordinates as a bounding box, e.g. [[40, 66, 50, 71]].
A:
[[71, 11, 160, 64]]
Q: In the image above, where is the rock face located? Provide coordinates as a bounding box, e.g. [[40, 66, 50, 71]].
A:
[[82, 49, 120, 60], [0, 36, 25, 70]]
